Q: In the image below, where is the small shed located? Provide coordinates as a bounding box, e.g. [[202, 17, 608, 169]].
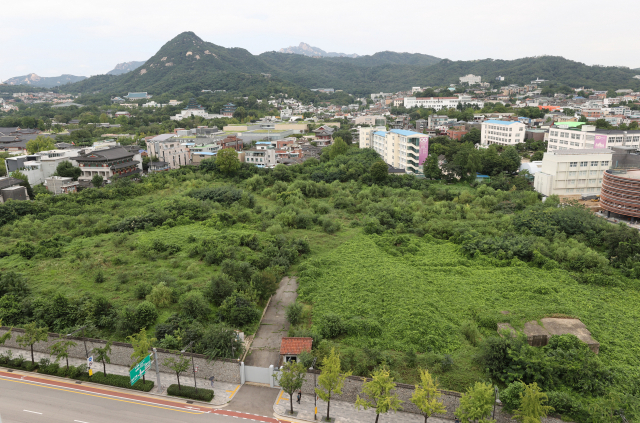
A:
[[280, 337, 312, 366]]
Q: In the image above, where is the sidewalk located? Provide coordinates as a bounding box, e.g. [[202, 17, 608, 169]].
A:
[[273, 390, 449, 423], [0, 346, 240, 406]]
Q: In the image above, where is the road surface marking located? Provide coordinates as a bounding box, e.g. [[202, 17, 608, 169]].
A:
[[0, 377, 202, 415], [74, 420, 90, 423], [23, 410, 42, 414], [225, 384, 241, 400]]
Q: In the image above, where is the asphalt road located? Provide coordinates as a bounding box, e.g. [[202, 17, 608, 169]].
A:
[[0, 377, 273, 423]]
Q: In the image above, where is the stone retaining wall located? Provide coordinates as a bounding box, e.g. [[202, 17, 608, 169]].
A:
[[0, 326, 240, 384]]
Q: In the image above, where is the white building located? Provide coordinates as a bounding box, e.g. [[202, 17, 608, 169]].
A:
[[547, 124, 640, 152], [5, 149, 80, 186], [146, 134, 190, 169], [371, 129, 429, 174], [404, 97, 484, 111], [534, 149, 612, 196], [459, 74, 482, 85], [244, 146, 276, 168], [480, 120, 527, 146], [358, 126, 386, 149]]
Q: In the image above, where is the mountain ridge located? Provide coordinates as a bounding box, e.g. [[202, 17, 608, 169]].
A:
[[279, 42, 358, 58], [107, 61, 146, 75], [3, 73, 87, 88]]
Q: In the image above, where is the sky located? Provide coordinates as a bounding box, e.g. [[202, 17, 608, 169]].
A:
[[2, 0, 639, 80]]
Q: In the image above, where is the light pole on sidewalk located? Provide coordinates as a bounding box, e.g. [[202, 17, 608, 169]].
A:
[[310, 357, 317, 421], [66, 325, 89, 358], [181, 341, 197, 393]]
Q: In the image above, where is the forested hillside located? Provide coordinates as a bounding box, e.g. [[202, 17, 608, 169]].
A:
[[57, 32, 640, 97]]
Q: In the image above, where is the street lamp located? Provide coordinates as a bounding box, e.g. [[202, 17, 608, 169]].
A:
[[66, 325, 89, 358], [493, 386, 500, 420], [310, 357, 317, 421], [181, 341, 197, 393]]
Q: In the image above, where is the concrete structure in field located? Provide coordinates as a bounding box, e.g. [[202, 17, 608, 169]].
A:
[[480, 120, 527, 146], [146, 134, 189, 169], [358, 125, 386, 149], [45, 176, 78, 194], [533, 149, 612, 196], [372, 129, 428, 175], [547, 124, 640, 152]]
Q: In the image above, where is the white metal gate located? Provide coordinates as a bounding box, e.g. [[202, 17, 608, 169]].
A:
[[244, 365, 272, 385]]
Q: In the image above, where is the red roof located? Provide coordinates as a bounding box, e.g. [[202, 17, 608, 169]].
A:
[[280, 337, 313, 355]]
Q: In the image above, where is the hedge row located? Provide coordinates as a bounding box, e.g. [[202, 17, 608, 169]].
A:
[[167, 384, 214, 402], [0, 356, 153, 392]]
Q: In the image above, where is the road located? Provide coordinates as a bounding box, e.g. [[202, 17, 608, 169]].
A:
[[0, 372, 281, 423]]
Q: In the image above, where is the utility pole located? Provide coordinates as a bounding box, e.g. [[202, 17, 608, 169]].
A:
[[152, 348, 162, 393], [493, 386, 499, 420], [66, 325, 89, 358], [310, 357, 317, 420], [181, 341, 197, 393]]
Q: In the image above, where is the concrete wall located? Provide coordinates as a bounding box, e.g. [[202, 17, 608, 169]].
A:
[[0, 326, 241, 384]]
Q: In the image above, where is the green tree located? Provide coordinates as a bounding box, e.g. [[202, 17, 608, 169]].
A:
[[16, 322, 49, 364], [316, 348, 351, 421], [233, 106, 247, 120], [513, 382, 554, 423], [0, 321, 12, 346], [530, 151, 544, 161], [370, 161, 388, 182], [462, 128, 481, 144], [49, 336, 77, 371], [55, 161, 81, 180], [455, 382, 496, 423], [146, 283, 173, 308], [423, 154, 442, 180], [216, 148, 241, 175], [99, 113, 108, 123], [411, 369, 446, 423], [163, 353, 190, 391], [127, 328, 155, 384], [92, 340, 112, 376], [179, 290, 210, 320], [355, 367, 403, 423], [328, 137, 349, 160], [275, 360, 307, 415], [92, 175, 104, 188], [25, 135, 55, 154], [501, 145, 522, 174]]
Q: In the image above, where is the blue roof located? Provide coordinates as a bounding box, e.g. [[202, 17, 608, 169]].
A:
[[374, 131, 387, 136], [390, 129, 423, 137], [485, 120, 518, 125], [194, 152, 216, 156], [182, 143, 195, 146], [256, 141, 271, 144]]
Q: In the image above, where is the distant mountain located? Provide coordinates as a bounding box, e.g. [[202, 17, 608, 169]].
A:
[[106, 61, 146, 75], [3, 73, 87, 88], [60, 32, 640, 97], [279, 42, 358, 58]]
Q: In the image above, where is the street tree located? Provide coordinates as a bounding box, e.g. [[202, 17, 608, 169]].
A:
[[26, 135, 55, 154], [355, 367, 403, 423], [92, 340, 112, 376], [328, 137, 348, 160], [163, 353, 190, 391], [127, 328, 155, 384], [92, 175, 104, 188], [49, 336, 77, 371], [316, 348, 351, 421], [275, 360, 307, 415], [455, 382, 496, 423], [16, 322, 49, 364], [216, 148, 241, 175], [411, 368, 446, 423], [423, 154, 442, 180], [513, 382, 554, 423]]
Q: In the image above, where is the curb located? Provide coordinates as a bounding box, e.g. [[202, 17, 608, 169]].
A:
[[272, 389, 316, 423], [0, 366, 229, 408]]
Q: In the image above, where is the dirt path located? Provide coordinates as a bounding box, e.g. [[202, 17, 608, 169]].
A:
[[244, 276, 297, 367]]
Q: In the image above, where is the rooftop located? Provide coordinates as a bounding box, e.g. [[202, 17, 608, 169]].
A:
[[390, 129, 423, 137], [552, 148, 613, 155], [280, 337, 313, 355], [484, 120, 520, 125]]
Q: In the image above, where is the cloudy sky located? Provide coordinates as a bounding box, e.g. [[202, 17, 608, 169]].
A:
[[2, 0, 638, 80]]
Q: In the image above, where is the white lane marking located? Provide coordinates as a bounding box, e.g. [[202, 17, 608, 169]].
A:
[[23, 410, 42, 414], [74, 420, 90, 423]]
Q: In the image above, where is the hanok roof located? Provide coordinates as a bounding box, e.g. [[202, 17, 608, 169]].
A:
[[0, 127, 20, 136], [280, 337, 313, 355], [74, 146, 134, 162]]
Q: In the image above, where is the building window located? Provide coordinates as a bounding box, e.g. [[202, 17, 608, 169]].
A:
[[579, 161, 588, 167], [601, 161, 609, 166], [569, 162, 577, 167], [590, 161, 598, 166]]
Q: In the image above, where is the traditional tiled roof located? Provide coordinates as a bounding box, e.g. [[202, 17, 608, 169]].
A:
[[280, 337, 313, 355]]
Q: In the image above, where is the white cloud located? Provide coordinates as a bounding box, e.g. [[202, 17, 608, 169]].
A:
[[2, 0, 639, 81]]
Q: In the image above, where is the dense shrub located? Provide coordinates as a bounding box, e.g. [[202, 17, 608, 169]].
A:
[[167, 384, 214, 401], [219, 292, 260, 327], [500, 381, 525, 412], [285, 303, 303, 326], [179, 291, 210, 321], [204, 274, 236, 306]]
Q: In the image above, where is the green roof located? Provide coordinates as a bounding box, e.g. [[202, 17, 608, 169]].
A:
[[554, 122, 585, 128]]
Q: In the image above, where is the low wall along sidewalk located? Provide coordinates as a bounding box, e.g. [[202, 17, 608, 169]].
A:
[[0, 326, 241, 384]]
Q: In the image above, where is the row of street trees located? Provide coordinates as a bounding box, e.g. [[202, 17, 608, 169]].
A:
[[275, 348, 554, 423]]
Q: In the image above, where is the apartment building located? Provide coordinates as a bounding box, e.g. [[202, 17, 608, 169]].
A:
[[480, 120, 527, 146], [404, 97, 484, 111], [534, 149, 612, 196], [244, 148, 276, 168], [359, 126, 386, 148], [146, 134, 190, 169], [372, 129, 428, 174], [547, 124, 640, 152]]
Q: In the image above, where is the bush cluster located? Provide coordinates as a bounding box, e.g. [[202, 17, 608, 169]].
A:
[[167, 384, 214, 402]]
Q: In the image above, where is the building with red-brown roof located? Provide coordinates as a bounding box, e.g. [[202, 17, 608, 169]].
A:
[[280, 337, 313, 366]]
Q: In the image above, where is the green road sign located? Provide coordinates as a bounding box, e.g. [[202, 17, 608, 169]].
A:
[[130, 354, 152, 386]]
